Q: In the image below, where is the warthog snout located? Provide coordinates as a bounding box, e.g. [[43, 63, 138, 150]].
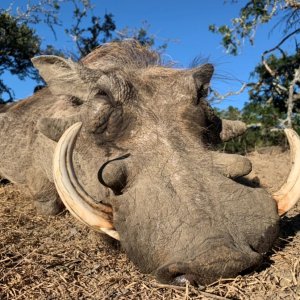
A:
[[155, 243, 263, 285]]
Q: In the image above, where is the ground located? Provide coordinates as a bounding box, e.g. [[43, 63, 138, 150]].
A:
[[0, 148, 299, 300]]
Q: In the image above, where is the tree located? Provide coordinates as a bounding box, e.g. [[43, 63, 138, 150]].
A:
[[64, 1, 116, 59], [216, 103, 288, 153], [210, 0, 300, 137], [0, 0, 92, 102], [0, 12, 40, 102], [0, 0, 167, 103], [248, 50, 300, 127], [216, 50, 300, 153], [209, 1, 300, 56]]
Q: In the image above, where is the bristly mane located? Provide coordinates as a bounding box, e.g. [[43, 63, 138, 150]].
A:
[[81, 40, 161, 70]]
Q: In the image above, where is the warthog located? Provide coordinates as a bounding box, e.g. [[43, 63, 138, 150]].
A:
[[0, 40, 299, 285]]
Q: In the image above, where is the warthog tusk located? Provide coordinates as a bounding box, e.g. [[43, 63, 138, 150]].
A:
[[53, 122, 120, 240], [273, 129, 300, 216]]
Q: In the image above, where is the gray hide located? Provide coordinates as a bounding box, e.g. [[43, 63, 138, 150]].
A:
[[0, 41, 279, 285]]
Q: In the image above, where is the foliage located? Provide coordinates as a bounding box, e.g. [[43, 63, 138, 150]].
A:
[[65, 1, 116, 58], [0, 0, 167, 103], [220, 128, 287, 154], [217, 96, 300, 154], [0, 12, 41, 102], [249, 50, 300, 114], [0, 0, 87, 102], [209, 0, 300, 55], [209, 0, 300, 117], [217, 49, 300, 153], [216, 105, 241, 120], [210, 0, 300, 151], [5, 0, 62, 37], [216, 104, 287, 154]]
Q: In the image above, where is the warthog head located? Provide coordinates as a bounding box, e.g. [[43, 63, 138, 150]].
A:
[[32, 41, 300, 285]]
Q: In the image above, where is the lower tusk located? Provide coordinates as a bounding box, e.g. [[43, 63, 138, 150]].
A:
[[53, 122, 120, 240], [100, 228, 120, 240], [272, 129, 300, 216]]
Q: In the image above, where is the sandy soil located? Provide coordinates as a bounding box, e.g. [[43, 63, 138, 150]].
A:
[[0, 148, 299, 299]]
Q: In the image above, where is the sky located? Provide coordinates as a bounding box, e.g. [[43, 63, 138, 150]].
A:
[[1, 0, 293, 109]]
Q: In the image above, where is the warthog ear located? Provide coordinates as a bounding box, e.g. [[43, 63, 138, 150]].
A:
[[191, 63, 214, 99], [31, 56, 88, 99]]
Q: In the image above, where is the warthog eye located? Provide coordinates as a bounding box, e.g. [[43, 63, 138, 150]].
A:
[[96, 90, 109, 98], [95, 89, 117, 106], [70, 96, 83, 106]]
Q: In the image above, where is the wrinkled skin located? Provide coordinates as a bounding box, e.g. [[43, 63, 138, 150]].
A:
[[0, 41, 279, 285]]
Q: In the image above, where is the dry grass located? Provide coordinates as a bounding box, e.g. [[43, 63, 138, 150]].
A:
[[0, 149, 299, 299]]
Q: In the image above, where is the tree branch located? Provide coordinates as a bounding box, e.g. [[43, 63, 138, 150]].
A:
[[293, 93, 300, 100], [261, 28, 300, 76], [210, 83, 249, 102], [286, 66, 300, 128], [285, 0, 300, 9]]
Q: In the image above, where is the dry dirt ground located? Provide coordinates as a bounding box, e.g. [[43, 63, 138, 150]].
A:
[[0, 148, 299, 300]]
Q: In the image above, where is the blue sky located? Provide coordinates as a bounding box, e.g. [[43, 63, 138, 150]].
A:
[[1, 0, 292, 109]]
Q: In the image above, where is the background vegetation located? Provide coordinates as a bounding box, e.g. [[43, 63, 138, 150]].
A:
[[1, 0, 300, 153], [211, 0, 300, 152], [0, 0, 166, 103]]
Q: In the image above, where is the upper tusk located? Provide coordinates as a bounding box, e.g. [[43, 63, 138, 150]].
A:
[[53, 122, 120, 240], [273, 129, 300, 216]]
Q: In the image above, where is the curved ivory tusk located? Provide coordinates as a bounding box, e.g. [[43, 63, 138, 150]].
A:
[[53, 122, 120, 240], [273, 129, 300, 216]]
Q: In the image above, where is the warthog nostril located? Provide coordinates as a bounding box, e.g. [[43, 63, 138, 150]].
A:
[[173, 274, 200, 287], [155, 262, 200, 286]]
